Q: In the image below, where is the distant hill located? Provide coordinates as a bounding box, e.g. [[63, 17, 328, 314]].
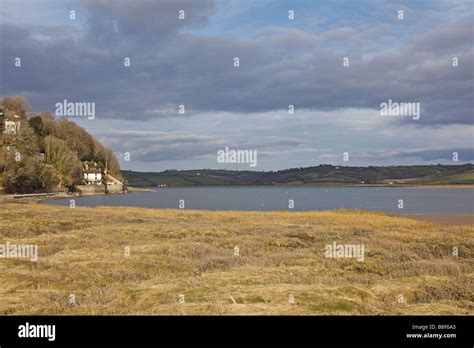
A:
[[122, 164, 474, 187]]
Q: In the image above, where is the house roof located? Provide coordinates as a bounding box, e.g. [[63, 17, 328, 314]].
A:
[[84, 168, 102, 174]]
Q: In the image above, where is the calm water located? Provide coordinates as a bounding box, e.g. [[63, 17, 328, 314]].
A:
[[43, 187, 474, 214]]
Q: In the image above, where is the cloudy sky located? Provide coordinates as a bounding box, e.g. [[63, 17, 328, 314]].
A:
[[1, 0, 473, 171]]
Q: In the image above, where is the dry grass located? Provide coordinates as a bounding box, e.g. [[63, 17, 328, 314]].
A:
[[0, 202, 472, 315]]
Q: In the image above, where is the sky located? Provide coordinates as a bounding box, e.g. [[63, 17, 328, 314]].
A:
[[1, 0, 473, 171]]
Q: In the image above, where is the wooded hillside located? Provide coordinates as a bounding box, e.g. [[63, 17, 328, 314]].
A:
[[0, 96, 121, 193], [122, 164, 474, 187]]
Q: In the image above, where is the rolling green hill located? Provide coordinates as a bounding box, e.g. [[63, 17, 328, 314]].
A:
[[122, 164, 474, 187]]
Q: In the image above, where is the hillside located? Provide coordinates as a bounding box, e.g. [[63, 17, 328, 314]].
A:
[[122, 164, 474, 187], [0, 96, 121, 194]]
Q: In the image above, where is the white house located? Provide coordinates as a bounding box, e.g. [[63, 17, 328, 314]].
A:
[[83, 168, 102, 184]]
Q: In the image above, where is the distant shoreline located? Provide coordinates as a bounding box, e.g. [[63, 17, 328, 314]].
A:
[[148, 183, 474, 188], [122, 164, 474, 188], [401, 214, 474, 225], [0, 186, 153, 203], [142, 184, 474, 189]]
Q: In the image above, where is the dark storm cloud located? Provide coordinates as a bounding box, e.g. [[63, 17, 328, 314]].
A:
[[1, 1, 472, 127], [80, 0, 215, 47]]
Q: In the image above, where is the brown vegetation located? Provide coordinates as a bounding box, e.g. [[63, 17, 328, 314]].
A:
[[0, 202, 472, 315]]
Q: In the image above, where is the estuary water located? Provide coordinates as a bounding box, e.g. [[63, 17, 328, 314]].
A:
[[43, 186, 474, 214]]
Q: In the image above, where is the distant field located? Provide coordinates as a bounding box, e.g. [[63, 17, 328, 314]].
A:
[[0, 202, 472, 315], [122, 165, 474, 187], [423, 171, 474, 184]]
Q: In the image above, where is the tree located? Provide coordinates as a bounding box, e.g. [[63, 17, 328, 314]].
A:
[[1, 157, 42, 193], [38, 112, 56, 136], [16, 124, 40, 157], [44, 135, 82, 185], [39, 164, 61, 190], [1, 96, 31, 117], [28, 116, 44, 136], [53, 119, 95, 161], [93, 139, 122, 178]]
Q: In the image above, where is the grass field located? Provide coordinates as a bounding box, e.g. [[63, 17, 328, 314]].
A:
[[0, 202, 472, 315]]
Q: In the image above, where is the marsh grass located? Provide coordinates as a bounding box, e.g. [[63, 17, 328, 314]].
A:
[[0, 203, 472, 315]]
